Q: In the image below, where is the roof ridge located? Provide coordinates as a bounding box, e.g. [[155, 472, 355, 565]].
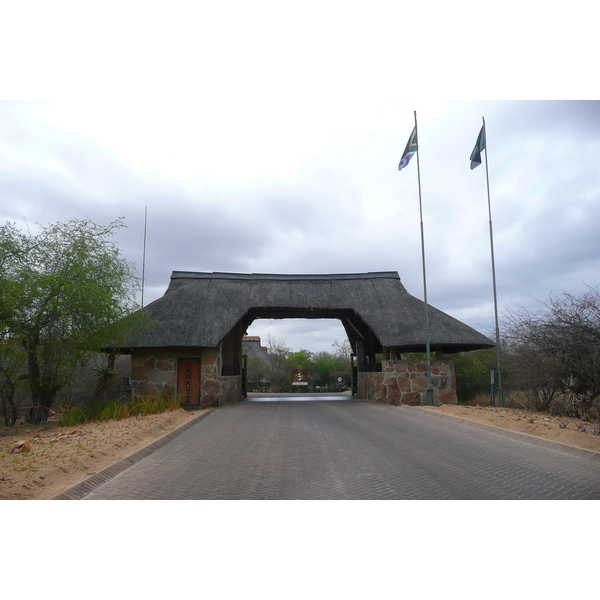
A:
[[170, 271, 400, 281]]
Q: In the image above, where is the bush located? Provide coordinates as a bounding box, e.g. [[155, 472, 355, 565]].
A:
[[59, 395, 180, 427], [503, 286, 600, 412], [451, 349, 497, 404]]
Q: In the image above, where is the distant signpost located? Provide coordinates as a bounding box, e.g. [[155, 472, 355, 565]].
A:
[[292, 369, 308, 386]]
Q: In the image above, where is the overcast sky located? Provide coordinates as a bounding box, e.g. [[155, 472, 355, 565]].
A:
[[3, 0, 598, 572], [1, 3, 598, 354]]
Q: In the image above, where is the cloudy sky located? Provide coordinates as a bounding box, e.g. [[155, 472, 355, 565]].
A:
[[2, 0, 597, 573], [1, 2, 598, 354]]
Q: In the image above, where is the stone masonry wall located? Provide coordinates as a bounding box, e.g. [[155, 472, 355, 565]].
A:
[[357, 360, 457, 406], [131, 347, 242, 407], [131, 348, 181, 399], [200, 347, 242, 407]]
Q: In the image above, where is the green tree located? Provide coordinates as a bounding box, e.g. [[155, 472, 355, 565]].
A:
[[0, 222, 29, 425], [246, 355, 269, 391], [0, 338, 27, 426], [288, 349, 313, 370], [246, 335, 353, 392], [452, 348, 497, 403], [311, 350, 351, 388], [0, 218, 144, 424], [311, 353, 337, 387]]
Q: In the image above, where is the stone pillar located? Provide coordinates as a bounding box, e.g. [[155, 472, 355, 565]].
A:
[[201, 348, 221, 407], [201, 347, 242, 408], [356, 359, 457, 406]]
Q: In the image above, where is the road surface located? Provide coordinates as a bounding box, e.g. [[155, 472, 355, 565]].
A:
[[82, 397, 600, 500]]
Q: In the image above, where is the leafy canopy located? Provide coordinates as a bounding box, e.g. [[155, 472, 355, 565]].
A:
[[1, 217, 140, 350], [0, 217, 145, 422]]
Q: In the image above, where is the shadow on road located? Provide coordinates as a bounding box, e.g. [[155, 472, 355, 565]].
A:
[[247, 392, 357, 402]]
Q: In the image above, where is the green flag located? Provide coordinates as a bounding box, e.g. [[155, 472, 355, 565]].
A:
[[470, 125, 486, 170]]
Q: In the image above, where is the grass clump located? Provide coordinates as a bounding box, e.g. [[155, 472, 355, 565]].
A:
[[60, 395, 180, 427]]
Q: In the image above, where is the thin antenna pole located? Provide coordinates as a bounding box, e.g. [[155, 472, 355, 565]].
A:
[[141, 204, 148, 308], [482, 117, 504, 407], [414, 110, 434, 406]]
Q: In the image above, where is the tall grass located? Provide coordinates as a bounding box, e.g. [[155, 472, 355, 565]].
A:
[[459, 390, 531, 409], [60, 395, 181, 427]]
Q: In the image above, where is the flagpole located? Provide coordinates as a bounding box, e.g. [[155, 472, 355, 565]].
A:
[[141, 204, 148, 308], [482, 117, 504, 407], [414, 110, 434, 406]]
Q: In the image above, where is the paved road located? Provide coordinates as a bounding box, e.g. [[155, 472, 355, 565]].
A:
[[83, 398, 600, 500]]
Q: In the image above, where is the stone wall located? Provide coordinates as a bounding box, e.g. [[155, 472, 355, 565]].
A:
[[357, 360, 457, 406], [131, 348, 182, 399], [131, 347, 242, 408], [200, 348, 242, 407]]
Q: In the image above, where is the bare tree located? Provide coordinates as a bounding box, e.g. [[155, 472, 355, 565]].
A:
[[331, 339, 352, 362], [504, 285, 600, 418], [265, 333, 291, 391]]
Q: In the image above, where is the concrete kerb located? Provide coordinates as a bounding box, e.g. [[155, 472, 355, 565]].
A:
[[411, 405, 600, 464], [52, 408, 216, 500]]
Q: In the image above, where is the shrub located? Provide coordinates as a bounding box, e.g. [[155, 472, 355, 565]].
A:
[[59, 394, 180, 426]]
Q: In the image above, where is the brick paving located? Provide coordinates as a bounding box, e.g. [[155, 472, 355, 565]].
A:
[[76, 399, 600, 500]]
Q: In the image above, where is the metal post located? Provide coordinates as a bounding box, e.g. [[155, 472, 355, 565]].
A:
[[414, 110, 434, 406], [141, 204, 148, 309], [482, 117, 505, 407]]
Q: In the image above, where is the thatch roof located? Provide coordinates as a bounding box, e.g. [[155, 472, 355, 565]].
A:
[[117, 271, 493, 353], [242, 337, 270, 362]]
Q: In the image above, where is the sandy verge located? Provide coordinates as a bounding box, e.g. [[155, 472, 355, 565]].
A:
[[0, 408, 209, 500], [2, 403, 599, 500], [417, 404, 600, 454]]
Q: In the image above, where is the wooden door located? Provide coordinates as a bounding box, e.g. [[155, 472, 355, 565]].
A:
[[177, 358, 201, 406]]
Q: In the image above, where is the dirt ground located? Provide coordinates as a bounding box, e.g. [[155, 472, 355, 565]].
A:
[[1, 403, 599, 500], [0, 407, 209, 500], [417, 403, 600, 453]]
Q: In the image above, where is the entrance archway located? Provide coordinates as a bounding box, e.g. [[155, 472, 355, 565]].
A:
[[108, 271, 494, 407], [243, 317, 354, 395]]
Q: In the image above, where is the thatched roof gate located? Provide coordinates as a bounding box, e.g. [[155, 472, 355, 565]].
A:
[[117, 271, 493, 357]]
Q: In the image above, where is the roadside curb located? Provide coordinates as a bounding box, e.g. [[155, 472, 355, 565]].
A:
[[52, 408, 216, 500], [412, 406, 600, 463]]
